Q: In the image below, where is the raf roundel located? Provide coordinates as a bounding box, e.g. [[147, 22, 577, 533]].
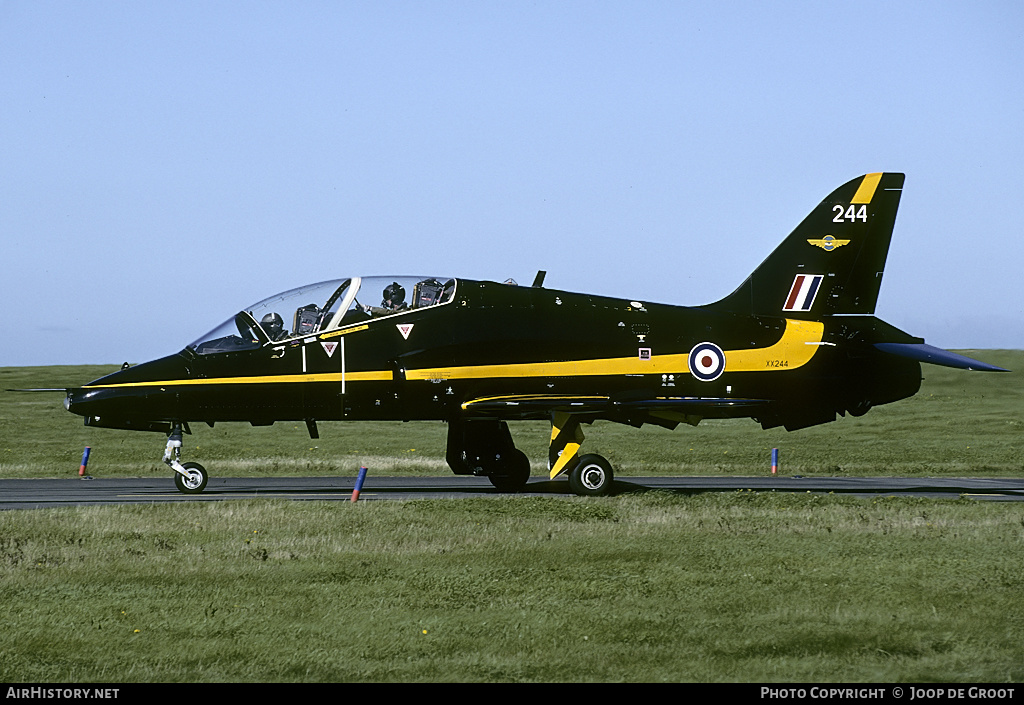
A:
[[688, 342, 726, 382]]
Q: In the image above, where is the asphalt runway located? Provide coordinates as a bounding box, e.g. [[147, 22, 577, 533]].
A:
[[2, 475, 1024, 510]]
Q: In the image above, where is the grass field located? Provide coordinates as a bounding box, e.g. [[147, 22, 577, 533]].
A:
[[0, 354, 1022, 682], [1, 494, 1022, 682]]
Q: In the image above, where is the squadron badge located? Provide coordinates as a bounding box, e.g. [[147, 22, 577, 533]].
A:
[[807, 235, 850, 251]]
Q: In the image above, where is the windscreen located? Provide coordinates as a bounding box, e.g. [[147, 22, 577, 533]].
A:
[[186, 276, 455, 355]]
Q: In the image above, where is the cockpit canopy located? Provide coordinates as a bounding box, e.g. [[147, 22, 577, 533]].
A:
[[188, 276, 456, 355]]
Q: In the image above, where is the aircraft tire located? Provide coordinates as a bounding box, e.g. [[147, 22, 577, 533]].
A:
[[174, 461, 208, 494], [849, 400, 872, 417], [569, 454, 614, 497], [487, 450, 531, 492]]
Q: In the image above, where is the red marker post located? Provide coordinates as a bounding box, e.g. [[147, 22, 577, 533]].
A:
[[79, 447, 92, 477], [350, 466, 368, 502]]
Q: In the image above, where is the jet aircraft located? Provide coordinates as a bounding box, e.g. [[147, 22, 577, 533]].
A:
[[63, 173, 1006, 496]]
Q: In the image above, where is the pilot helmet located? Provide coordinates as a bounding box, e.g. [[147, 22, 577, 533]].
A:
[[261, 312, 284, 336], [382, 282, 406, 308]]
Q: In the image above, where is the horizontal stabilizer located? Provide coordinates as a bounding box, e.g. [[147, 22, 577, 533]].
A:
[[874, 343, 1008, 372]]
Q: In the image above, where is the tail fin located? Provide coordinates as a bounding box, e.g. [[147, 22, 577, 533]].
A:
[[709, 173, 905, 318]]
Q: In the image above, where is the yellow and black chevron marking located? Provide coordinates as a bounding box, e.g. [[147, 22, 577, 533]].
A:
[[548, 412, 586, 480]]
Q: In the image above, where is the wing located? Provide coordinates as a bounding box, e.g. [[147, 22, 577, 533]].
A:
[[461, 394, 770, 428]]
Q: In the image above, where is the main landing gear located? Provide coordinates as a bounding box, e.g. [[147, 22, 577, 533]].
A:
[[446, 415, 614, 497], [163, 422, 208, 494], [446, 419, 532, 492], [568, 454, 614, 497]]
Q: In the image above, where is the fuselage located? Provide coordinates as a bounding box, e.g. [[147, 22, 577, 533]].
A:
[[65, 276, 921, 434]]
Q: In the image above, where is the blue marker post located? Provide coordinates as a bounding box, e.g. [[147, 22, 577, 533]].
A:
[[771, 448, 779, 476], [351, 466, 368, 502], [79, 447, 92, 477]]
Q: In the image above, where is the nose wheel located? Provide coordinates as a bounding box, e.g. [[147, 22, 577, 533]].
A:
[[174, 461, 209, 494], [163, 423, 209, 494]]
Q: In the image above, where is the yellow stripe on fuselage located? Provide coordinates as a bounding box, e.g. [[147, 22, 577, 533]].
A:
[[725, 319, 824, 371], [83, 319, 825, 389], [82, 371, 388, 388], [407, 318, 824, 380]]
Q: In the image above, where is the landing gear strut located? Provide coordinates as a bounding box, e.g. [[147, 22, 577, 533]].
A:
[[445, 415, 615, 497], [549, 413, 614, 496], [163, 422, 208, 494], [446, 419, 531, 492]]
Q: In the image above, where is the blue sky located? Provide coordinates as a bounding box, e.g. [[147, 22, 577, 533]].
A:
[[2, 1, 1022, 367]]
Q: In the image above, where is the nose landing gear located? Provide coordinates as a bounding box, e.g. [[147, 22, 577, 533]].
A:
[[163, 423, 208, 494]]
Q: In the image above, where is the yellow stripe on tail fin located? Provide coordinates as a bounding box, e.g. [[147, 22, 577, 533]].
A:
[[851, 172, 883, 204]]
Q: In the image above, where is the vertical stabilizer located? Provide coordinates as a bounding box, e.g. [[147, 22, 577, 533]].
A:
[[709, 173, 905, 318]]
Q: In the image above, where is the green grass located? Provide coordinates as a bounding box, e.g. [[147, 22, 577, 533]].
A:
[[1, 351, 1021, 480], [0, 355, 1021, 682], [1, 493, 1022, 682]]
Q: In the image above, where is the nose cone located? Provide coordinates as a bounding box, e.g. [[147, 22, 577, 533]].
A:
[[79, 353, 192, 390], [64, 386, 93, 416], [65, 384, 139, 419], [65, 353, 190, 432]]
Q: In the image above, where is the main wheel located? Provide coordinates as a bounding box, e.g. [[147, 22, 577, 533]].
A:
[[488, 449, 531, 492], [174, 461, 208, 494], [568, 454, 614, 496]]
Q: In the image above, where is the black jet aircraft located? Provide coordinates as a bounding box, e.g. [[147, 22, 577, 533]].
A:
[[63, 173, 1006, 495]]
